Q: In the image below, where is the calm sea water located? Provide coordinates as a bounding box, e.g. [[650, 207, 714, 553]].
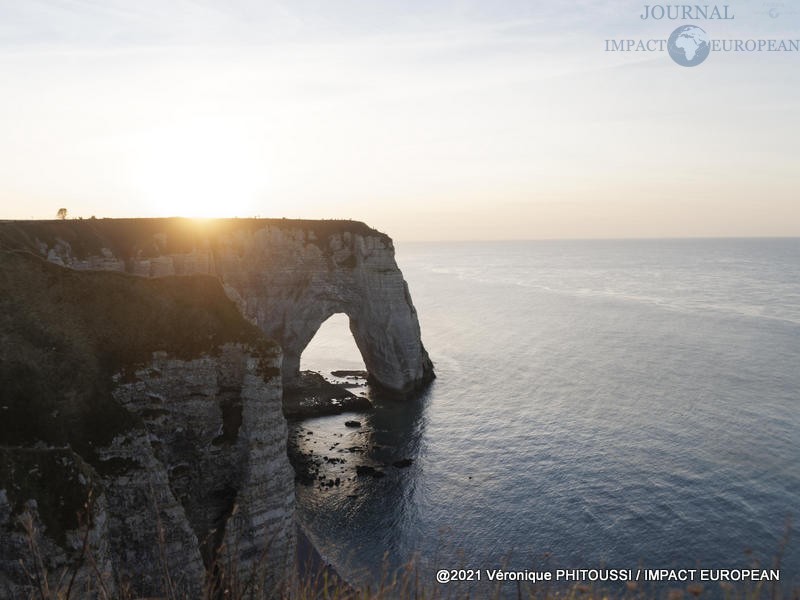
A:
[[295, 239, 800, 595]]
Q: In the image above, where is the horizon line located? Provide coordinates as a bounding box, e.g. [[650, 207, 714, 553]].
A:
[[2, 217, 799, 244]]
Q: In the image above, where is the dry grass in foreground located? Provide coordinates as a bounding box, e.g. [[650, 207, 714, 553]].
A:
[[12, 505, 798, 600]]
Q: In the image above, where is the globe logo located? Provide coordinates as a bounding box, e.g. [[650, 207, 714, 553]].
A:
[[668, 25, 711, 67]]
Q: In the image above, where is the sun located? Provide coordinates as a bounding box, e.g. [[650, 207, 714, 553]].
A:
[[129, 122, 265, 218]]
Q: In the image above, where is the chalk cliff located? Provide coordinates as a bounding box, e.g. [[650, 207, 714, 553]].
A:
[[0, 218, 434, 394], [0, 251, 293, 597], [0, 218, 432, 597]]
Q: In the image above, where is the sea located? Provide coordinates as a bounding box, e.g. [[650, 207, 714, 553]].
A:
[[293, 238, 800, 596]]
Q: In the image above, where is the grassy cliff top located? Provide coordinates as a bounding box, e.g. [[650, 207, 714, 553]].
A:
[[0, 217, 391, 260], [0, 250, 278, 453]]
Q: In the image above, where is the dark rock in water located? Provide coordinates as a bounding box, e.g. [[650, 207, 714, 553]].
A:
[[344, 420, 362, 428], [393, 458, 413, 468], [356, 465, 385, 478], [283, 371, 372, 419], [331, 370, 369, 379]]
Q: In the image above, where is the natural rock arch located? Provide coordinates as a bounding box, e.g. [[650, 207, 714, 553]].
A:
[[0, 218, 435, 395], [215, 226, 434, 394]]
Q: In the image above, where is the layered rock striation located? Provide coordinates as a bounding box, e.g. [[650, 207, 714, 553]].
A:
[[0, 218, 432, 597], [0, 218, 434, 394], [0, 251, 293, 597]]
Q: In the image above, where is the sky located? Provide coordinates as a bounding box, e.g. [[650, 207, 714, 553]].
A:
[[0, 0, 798, 240]]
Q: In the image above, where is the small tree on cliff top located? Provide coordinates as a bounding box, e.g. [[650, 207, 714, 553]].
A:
[[56, 208, 67, 220]]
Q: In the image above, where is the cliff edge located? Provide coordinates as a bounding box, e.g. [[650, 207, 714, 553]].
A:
[[0, 218, 434, 395]]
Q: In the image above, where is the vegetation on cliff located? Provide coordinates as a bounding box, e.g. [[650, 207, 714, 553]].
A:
[[0, 249, 278, 476], [0, 217, 390, 262]]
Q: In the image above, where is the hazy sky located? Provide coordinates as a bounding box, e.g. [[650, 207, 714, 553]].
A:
[[0, 0, 798, 240]]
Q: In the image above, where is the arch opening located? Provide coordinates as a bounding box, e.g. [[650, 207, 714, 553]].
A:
[[299, 312, 366, 376], [283, 312, 372, 419]]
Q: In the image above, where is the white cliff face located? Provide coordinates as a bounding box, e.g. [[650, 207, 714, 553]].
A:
[[0, 245, 298, 598], [211, 225, 434, 393], [32, 219, 434, 394], [108, 344, 294, 596], [0, 344, 293, 598]]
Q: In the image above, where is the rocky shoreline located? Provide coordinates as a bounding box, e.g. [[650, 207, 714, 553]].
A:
[[284, 368, 418, 590], [282, 370, 373, 420], [285, 371, 415, 491]]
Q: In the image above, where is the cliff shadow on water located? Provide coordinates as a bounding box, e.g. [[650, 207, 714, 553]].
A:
[[288, 376, 433, 583]]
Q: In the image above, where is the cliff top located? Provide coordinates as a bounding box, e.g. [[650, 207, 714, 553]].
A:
[[0, 217, 390, 259]]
